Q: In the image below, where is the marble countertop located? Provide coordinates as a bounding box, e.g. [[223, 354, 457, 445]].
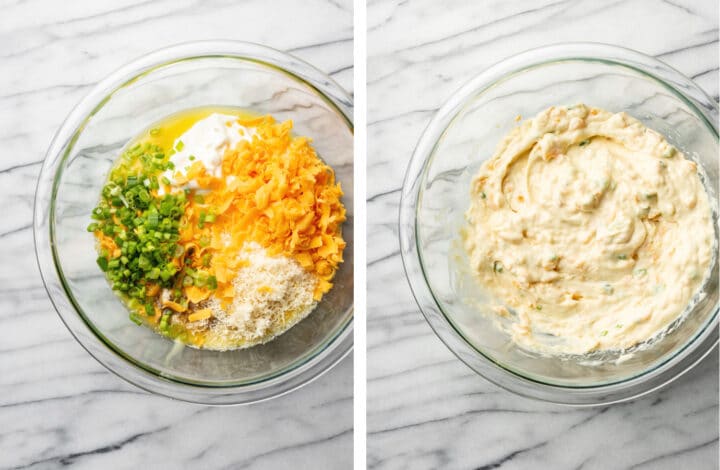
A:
[[0, 1, 352, 468], [367, 0, 718, 469]]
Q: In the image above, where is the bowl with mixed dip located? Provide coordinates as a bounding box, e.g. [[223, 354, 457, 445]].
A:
[[35, 41, 353, 404], [400, 43, 718, 405]]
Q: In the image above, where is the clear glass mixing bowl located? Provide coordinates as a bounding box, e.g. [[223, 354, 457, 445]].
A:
[[400, 43, 718, 405], [34, 41, 353, 405]]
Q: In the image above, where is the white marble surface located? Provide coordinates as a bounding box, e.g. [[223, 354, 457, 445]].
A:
[[0, 1, 352, 468], [367, 0, 718, 469]]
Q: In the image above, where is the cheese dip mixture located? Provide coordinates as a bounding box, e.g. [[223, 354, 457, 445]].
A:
[[464, 104, 714, 355]]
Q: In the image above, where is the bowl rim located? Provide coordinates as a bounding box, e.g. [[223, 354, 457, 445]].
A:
[[399, 41, 719, 406], [34, 40, 354, 405]]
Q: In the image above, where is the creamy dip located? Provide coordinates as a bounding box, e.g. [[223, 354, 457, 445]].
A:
[[464, 104, 714, 355]]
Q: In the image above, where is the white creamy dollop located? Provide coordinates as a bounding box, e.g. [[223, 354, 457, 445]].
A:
[[159, 113, 254, 193]]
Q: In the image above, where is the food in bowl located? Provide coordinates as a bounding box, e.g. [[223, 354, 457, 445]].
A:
[[463, 104, 714, 355], [88, 107, 346, 350]]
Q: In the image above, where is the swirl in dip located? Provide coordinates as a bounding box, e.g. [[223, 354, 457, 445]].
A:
[[464, 104, 714, 355]]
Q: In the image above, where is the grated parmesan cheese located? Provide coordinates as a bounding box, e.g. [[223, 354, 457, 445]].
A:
[[189, 242, 317, 350]]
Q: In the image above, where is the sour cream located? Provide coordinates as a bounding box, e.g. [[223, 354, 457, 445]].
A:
[[159, 113, 254, 193]]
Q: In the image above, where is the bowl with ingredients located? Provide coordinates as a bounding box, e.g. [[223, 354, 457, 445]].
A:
[[400, 43, 718, 405], [35, 41, 353, 404]]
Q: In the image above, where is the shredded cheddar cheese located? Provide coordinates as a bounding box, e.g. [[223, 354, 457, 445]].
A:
[[188, 308, 213, 322], [176, 116, 346, 304]]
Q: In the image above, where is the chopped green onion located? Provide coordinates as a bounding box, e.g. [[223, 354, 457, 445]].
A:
[[147, 212, 159, 228], [89, 143, 188, 311], [150, 128, 161, 136], [129, 312, 143, 325], [159, 312, 170, 331], [176, 140, 184, 151], [96, 256, 109, 272]]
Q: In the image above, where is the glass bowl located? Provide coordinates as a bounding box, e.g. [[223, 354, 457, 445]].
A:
[[34, 41, 353, 405], [400, 43, 718, 405]]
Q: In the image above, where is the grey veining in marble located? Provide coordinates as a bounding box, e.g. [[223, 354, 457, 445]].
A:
[[367, 0, 718, 469], [0, 1, 352, 468]]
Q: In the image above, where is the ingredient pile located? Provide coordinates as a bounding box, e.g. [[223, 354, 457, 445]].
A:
[[88, 109, 346, 350]]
